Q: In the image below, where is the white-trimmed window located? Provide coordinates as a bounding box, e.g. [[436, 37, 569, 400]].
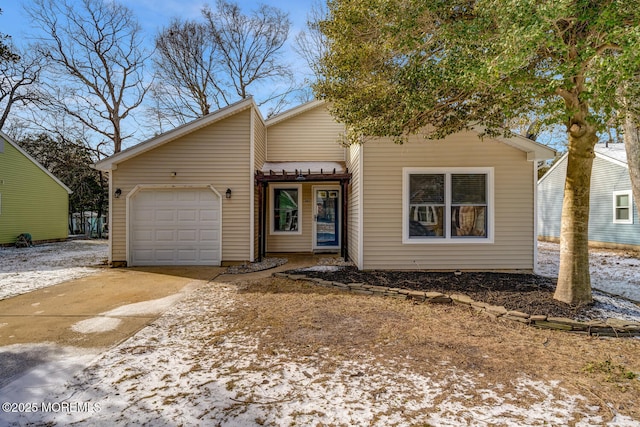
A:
[[403, 167, 494, 243], [613, 190, 633, 224], [270, 184, 302, 234]]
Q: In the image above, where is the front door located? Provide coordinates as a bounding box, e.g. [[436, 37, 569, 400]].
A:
[[313, 186, 340, 250]]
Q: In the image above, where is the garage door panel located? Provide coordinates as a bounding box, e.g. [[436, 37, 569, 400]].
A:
[[134, 249, 154, 262], [155, 209, 177, 222], [178, 209, 198, 222], [200, 209, 218, 222], [134, 208, 153, 221], [130, 188, 221, 266], [155, 230, 176, 241], [178, 191, 199, 202], [199, 249, 220, 260], [177, 249, 197, 261], [200, 230, 218, 241], [155, 192, 176, 202], [178, 230, 197, 241], [155, 249, 177, 261], [133, 229, 153, 240]]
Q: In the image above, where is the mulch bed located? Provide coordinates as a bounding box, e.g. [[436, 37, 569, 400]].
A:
[[287, 267, 589, 319]]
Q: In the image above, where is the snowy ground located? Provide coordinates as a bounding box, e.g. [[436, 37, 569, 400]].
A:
[[0, 240, 108, 301], [536, 241, 640, 303], [0, 240, 639, 426]]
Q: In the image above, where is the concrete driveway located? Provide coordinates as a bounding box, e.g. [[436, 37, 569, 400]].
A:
[[0, 266, 224, 348], [0, 266, 224, 391]]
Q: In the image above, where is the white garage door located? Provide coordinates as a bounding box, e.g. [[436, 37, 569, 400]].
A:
[[130, 188, 221, 266]]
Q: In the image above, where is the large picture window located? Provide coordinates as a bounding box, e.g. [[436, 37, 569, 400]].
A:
[[613, 190, 633, 224], [403, 168, 493, 243], [271, 185, 302, 234]]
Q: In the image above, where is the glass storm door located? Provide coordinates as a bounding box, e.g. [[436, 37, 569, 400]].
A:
[[313, 187, 340, 249]]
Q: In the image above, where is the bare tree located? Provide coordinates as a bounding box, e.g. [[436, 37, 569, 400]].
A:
[[0, 45, 44, 131], [26, 0, 150, 154], [294, 1, 328, 84], [152, 18, 223, 126], [149, 1, 297, 125], [0, 9, 19, 63], [203, 0, 292, 100]]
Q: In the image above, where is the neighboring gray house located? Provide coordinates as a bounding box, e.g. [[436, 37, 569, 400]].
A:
[[538, 142, 640, 249]]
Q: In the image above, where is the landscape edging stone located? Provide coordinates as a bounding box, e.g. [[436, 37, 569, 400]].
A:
[[275, 272, 640, 338]]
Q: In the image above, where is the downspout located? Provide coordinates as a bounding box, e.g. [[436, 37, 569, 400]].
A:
[[257, 180, 266, 261], [341, 177, 349, 260]]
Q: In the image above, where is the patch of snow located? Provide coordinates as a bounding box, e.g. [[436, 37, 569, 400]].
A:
[[0, 343, 100, 396], [71, 317, 122, 334], [0, 240, 639, 425], [0, 240, 108, 300], [100, 294, 184, 317], [536, 241, 640, 303], [225, 257, 287, 274], [298, 265, 343, 272], [2, 283, 635, 426]]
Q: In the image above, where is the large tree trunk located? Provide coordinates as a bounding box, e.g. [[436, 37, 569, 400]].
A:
[[623, 112, 640, 216], [554, 123, 597, 305]]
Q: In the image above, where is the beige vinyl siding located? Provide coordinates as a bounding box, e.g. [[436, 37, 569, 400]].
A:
[[111, 109, 253, 263], [347, 144, 362, 267], [0, 140, 69, 244], [266, 184, 313, 252], [266, 104, 346, 162], [253, 109, 266, 170], [361, 131, 536, 270]]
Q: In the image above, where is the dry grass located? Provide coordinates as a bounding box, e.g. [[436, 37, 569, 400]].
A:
[[222, 276, 640, 421]]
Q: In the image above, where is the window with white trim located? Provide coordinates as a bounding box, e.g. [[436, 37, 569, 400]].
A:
[[403, 167, 494, 243], [270, 184, 302, 234], [613, 190, 633, 224]]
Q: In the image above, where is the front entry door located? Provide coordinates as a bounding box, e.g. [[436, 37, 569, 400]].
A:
[[313, 186, 340, 250]]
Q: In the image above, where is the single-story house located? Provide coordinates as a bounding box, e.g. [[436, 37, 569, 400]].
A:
[[94, 98, 555, 269], [538, 142, 640, 250], [0, 132, 72, 245]]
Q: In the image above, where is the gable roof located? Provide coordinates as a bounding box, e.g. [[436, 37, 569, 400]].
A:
[[268, 102, 556, 161], [0, 131, 72, 194], [95, 97, 260, 171], [538, 142, 627, 185], [265, 100, 325, 127], [593, 142, 627, 168], [470, 126, 556, 161]]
